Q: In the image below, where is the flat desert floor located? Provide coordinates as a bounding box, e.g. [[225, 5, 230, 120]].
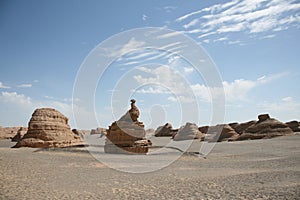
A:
[[1, 135, 299, 199]]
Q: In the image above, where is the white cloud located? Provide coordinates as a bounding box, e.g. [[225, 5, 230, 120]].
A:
[[0, 92, 32, 107], [0, 91, 98, 129], [191, 73, 288, 103], [142, 14, 148, 21], [163, 6, 177, 13], [174, 0, 300, 42], [157, 31, 183, 39], [0, 81, 10, 89], [258, 97, 300, 120], [134, 65, 195, 102], [18, 83, 32, 88], [184, 67, 194, 74], [260, 34, 276, 39], [135, 86, 171, 94], [102, 37, 145, 58], [214, 37, 229, 42], [183, 19, 199, 29]]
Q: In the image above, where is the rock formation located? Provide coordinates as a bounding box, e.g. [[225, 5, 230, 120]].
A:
[[13, 108, 82, 148], [104, 99, 152, 154], [205, 124, 239, 142], [90, 127, 107, 135], [154, 123, 177, 137], [0, 126, 24, 140], [11, 127, 28, 142], [173, 122, 203, 141], [285, 121, 300, 132], [235, 114, 293, 141], [230, 120, 257, 134], [198, 126, 209, 134]]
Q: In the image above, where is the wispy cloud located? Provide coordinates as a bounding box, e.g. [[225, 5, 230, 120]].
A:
[[142, 14, 148, 21], [162, 6, 177, 13], [101, 37, 146, 58], [17, 83, 32, 88], [0, 81, 10, 89], [259, 96, 300, 111], [174, 0, 300, 43]]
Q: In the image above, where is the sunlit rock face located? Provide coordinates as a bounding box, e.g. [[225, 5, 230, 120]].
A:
[[105, 99, 152, 154]]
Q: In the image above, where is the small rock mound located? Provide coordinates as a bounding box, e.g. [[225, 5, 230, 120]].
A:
[[205, 124, 239, 142], [235, 114, 293, 141], [154, 123, 177, 137], [173, 122, 203, 141], [13, 108, 82, 148], [11, 127, 28, 142], [230, 120, 257, 134], [286, 121, 300, 132]]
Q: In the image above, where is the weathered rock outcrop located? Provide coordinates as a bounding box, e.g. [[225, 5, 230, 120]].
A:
[[285, 121, 300, 132], [154, 123, 177, 137], [205, 124, 239, 142], [90, 128, 107, 135], [230, 120, 257, 134], [235, 114, 293, 141], [173, 122, 203, 141], [72, 129, 91, 137], [104, 100, 152, 154], [13, 108, 82, 148], [198, 126, 209, 134], [11, 127, 28, 142], [0, 126, 24, 140]]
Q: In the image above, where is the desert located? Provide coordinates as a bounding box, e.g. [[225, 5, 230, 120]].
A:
[[1, 134, 299, 199], [1, 105, 300, 199]]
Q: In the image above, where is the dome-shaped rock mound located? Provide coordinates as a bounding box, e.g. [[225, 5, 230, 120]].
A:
[[235, 114, 293, 141], [13, 108, 82, 148], [154, 123, 177, 137], [173, 122, 203, 141]]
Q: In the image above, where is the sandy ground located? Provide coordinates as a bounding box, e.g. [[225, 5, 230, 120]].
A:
[[0, 135, 299, 200]]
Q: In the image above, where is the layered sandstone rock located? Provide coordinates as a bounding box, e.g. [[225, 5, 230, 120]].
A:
[[205, 124, 239, 142], [11, 127, 28, 142], [0, 126, 23, 140], [230, 120, 257, 134], [104, 100, 152, 154], [173, 122, 203, 141], [90, 127, 107, 135], [13, 108, 82, 148], [154, 123, 177, 137], [235, 114, 293, 141], [285, 121, 300, 132]]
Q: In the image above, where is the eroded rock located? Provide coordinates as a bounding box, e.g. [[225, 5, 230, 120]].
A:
[[13, 108, 82, 148]]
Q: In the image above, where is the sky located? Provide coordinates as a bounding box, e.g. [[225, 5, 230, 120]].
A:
[[0, 0, 300, 129]]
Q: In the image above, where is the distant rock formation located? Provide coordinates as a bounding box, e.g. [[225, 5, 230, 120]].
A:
[[105, 99, 152, 154], [72, 129, 91, 137], [205, 124, 239, 142], [173, 122, 203, 141], [235, 114, 293, 141], [154, 123, 177, 137], [13, 108, 82, 148], [90, 127, 107, 135], [11, 127, 28, 142], [198, 126, 209, 134], [0, 126, 25, 140], [285, 121, 300, 132], [229, 120, 257, 135]]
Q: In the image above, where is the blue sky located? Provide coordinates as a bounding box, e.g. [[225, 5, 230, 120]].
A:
[[0, 0, 299, 129]]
